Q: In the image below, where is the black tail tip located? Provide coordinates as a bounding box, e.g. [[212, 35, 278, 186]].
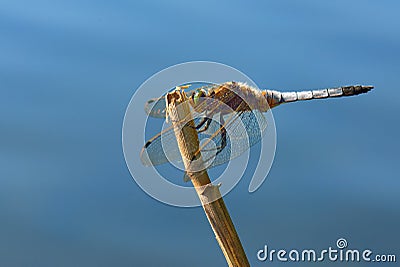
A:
[[354, 85, 374, 95], [346, 85, 374, 95], [360, 85, 374, 94], [363, 85, 374, 91]]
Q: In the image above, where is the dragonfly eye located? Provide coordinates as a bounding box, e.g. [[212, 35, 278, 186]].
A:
[[193, 89, 206, 105]]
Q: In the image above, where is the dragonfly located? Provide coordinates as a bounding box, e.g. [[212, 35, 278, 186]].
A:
[[140, 81, 373, 180]]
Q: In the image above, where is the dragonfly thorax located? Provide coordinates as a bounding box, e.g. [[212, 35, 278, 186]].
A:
[[208, 82, 270, 115]]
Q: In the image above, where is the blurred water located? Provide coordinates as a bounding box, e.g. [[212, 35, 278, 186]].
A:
[[1, 0, 399, 266]]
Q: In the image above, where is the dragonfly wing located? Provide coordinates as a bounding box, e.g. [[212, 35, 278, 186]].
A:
[[144, 96, 167, 118], [141, 110, 267, 168], [140, 126, 182, 166], [140, 116, 209, 166], [198, 110, 268, 168]]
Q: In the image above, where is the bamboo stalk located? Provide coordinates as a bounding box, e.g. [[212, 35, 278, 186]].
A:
[[165, 88, 250, 267]]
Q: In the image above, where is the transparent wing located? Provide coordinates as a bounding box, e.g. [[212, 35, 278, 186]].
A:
[[197, 110, 267, 168], [144, 96, 168, 118], [140, 109, 267, 168], [140, 116, 204, 166]]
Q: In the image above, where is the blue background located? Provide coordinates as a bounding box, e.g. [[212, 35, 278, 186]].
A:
[[1, 1, 399, 266]]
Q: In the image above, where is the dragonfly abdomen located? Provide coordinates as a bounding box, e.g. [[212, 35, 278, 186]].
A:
[[264, 85, 374, 108]]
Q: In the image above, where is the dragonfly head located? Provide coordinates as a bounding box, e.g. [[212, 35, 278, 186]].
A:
[[193, 88, 207, 106]]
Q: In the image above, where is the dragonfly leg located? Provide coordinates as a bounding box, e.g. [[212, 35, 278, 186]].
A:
[[196, 117, 212, 133], [197, 115, 227, 155], [215, 115, 227, 156], [216, 127, 227, 155]]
